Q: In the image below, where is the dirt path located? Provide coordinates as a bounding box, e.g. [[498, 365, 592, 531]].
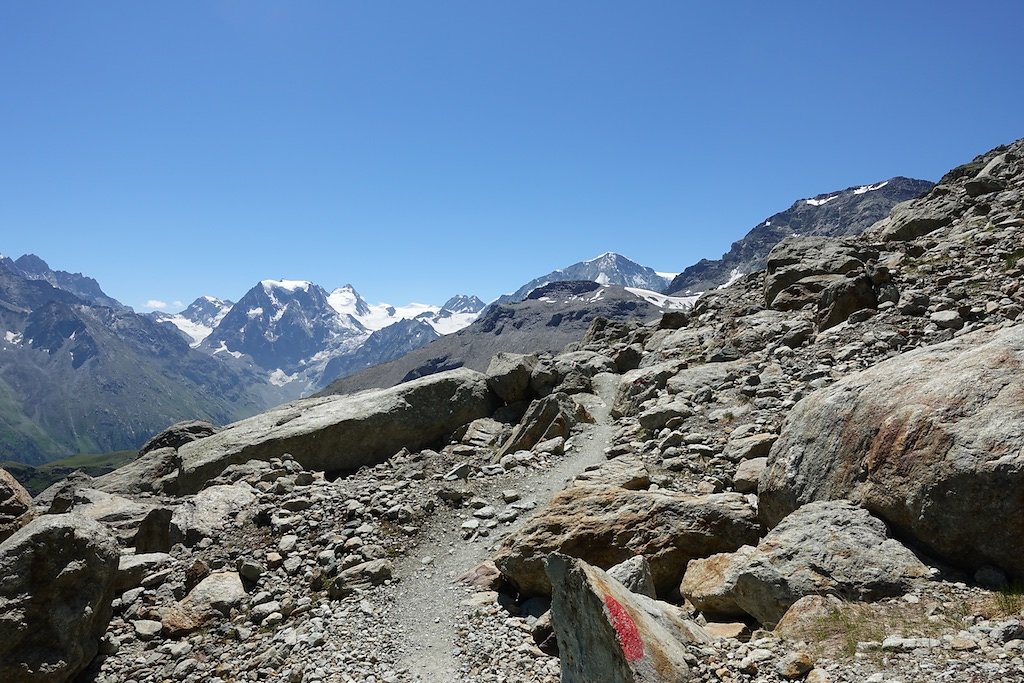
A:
[[394, 373, 619, 681]]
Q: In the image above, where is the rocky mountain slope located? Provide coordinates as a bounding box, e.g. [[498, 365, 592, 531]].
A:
[[666, 176, 933, 294], [0, 260, 288, 464], [494, 252, 676, 305], [3, 137, 1024, 683], [320, 281, 695, 395]]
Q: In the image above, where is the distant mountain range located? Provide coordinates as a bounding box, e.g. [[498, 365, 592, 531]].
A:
[[0, 174, 932, 462]]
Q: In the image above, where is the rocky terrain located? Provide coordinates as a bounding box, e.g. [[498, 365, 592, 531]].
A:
[[2, 137, 1024, 683]]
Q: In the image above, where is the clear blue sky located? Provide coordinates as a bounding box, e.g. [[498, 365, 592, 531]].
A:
[[2, 2, 1022, 310]]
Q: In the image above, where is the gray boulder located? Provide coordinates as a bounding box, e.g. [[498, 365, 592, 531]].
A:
[[61, 488, 156, 546], [546, 554, 700, 683], [494, 485, 760, 597], [115, 552, 174, 593], [92, 446, 180, 495], [871, 194, 960, 242], [0, 514, 119, 682], [607, 555, 657, 599], [176, 368, 498, 493], [759, 324, 1024, 580], [729, 501, 928, 627], [0, 467, 34, 543], [486, 352, 537, 403]]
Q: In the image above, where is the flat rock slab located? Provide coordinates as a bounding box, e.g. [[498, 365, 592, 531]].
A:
[[176, 368, 497, 493]]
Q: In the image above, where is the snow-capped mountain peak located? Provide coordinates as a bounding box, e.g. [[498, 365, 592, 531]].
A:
[[327, 284, 372, 319], [496, 252, 674, 304], [441, 294, 486, 315]]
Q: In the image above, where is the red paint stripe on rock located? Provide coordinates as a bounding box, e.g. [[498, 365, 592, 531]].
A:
[[604, 593, 644, 662]]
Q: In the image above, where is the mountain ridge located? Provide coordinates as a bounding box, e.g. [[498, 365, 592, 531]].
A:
[[666, 176, 934, 294]]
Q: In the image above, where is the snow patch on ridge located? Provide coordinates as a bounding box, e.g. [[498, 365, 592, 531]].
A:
[[624, 287, 699, 310], [854, 180, 889, 194], [805, 195, 839, 207], [268, 368, 298, 386]]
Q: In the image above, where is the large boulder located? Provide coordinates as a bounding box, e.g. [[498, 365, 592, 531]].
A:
[[0, 514, 119, 682], [759, 324, 1024, 580], [494, 486, 761, 597], [728, 501, 927, 627], [0, 467, 34, 543], [546, 554, 701, 683], [176, 368, 498, 493], [486, 352, 538, 403], [53, 487, 155, 546]]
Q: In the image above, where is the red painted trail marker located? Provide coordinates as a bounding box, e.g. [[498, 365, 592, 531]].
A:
[[604, 593, 644, 662]]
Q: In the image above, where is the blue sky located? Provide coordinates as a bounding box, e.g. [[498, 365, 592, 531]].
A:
[[2, 2, 1023, 310]]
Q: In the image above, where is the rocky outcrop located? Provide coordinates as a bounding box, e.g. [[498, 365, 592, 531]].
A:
[[494, 486, 761, 597], [869, 142, 1021, 244], [176, 368, 498, 493], [545, 554, 699, 683], [759, 324, 1024, 580], [0, 467, 34, 542], [0, 514, 119, 682], [762, 237, 893, 330], [91, 446, 180, 495]]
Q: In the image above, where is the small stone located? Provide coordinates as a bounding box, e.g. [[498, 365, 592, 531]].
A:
[[132, 619, 163, 641], [777, 651, 814, 679], [930, 309, 964, 329]]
